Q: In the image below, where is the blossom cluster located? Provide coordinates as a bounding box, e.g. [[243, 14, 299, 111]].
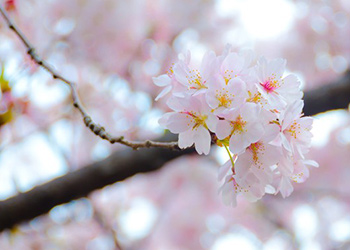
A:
[[153, 46, 318, 206]]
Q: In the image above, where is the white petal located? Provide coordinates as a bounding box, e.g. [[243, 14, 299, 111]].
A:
[[216, 120, 232, 140], [246, 122, 264, 143], [265, 185, 276, 194], [152, 74, 171, 87], [220, 178, 237, 207], [262, 124, 280, 143], [218, 160, 232, 181], [155, 85, 172, 101], [281, 133, 292, 152], [279, 176, 293, 198], [241, 102, 260, 122], [303, 159, 319, 168], [173, 62, 190, 86], [167, 113, 193, 133], [229, 133, 249, 154], [228, 78, 246, 94], [158, 112, 172, 128], [201, 50, 217, 80], [282, 100, 303, 130], [235, 152, 253, 179], [205, 92, 220, 109], [206, 114, 218, 132], [267, 92, 287, 109], [193, 126, 211, 155], [178, 130, 194, 149]]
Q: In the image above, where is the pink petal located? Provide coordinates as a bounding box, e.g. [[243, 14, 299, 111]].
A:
[[152, 74, 171, 87], [178, 130, 194, 149], [246, 122, 264, 143], [206, 114, 218, 132], [218, 160, 232, 181], [158, 112, 172, 128], [193, 126, 211, 155], [278, 176, 293, 198], [229, 133, 250, 154], [216, 120, 232, 140], [155, 85, 172, 101], [167, 113, 193, 133]]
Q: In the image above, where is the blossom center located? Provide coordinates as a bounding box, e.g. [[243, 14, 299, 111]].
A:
[[166, 64, 174, 77], [286, 120, 301, 139], [248, 142, 265, 168], [261, 75, 280, 93], [186, 69, 207, 90], [231, 115, 247, 134], [215, 88, 233, 108], [185, 112, 208, 130], [223, 69, 237, 85], [247, 90, 262, 104]]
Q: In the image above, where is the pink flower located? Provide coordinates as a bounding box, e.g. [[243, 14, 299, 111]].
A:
[[206, 77, 247, 114], [234, 126, 281, 188], [273, 150, 318, 198], [153, 45, 317, 206], [255, 57, 302, 108], [173, 50, 218, 95], [153, 74, 173, 101], [159, 95, 217, 155], [219, 172, 269, 206], [279, 100, 314, 156], [153, 64, 187, 101], [216, 103, 265, 154], [219, 50, 254, 81]]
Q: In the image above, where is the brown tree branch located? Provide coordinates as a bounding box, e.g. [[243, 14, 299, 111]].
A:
[[0, 6, 179, 150], [303, 70, 350, 116], [0, 138, 194, 231]]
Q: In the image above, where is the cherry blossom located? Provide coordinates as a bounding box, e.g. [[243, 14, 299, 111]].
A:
[[154, 46, 317, 206], [255, 57, 303, 108], [216, 102, 264, 154], [206, 77, 247, 114], [159, 94, 217, 155], [173, 51, 218, 95]]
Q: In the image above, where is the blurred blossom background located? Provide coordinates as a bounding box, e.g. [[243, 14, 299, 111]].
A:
[[0, 0, 349, 249]]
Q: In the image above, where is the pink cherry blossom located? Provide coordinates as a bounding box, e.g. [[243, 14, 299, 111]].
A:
[[154, 46, 317, 206], [206, 77, 247, 114], [255, 57, 303, 108], [216, 102, 265, 154], [173, 50, 218, 95], [159, 94, 217, 155], [279, 100, 314, 156]]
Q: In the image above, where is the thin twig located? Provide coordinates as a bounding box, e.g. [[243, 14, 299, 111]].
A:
[[91, 202, 123, 250], [0, 6, 179, 150]]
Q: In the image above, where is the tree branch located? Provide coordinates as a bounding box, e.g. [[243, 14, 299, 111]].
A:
[[0, 5, 179, 150], [0, 139, 194, 231], [303, 70, 350, 116]]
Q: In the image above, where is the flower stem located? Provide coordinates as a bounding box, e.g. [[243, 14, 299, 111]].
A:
[[224, 144, 235, 171]]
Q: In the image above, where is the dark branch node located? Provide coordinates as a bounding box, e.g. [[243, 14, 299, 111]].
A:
[[84, 116, 92, 127]]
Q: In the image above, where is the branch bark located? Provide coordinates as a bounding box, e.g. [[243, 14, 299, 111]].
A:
[[0, 140, 194, 231], [303, 70, 350, 116]]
